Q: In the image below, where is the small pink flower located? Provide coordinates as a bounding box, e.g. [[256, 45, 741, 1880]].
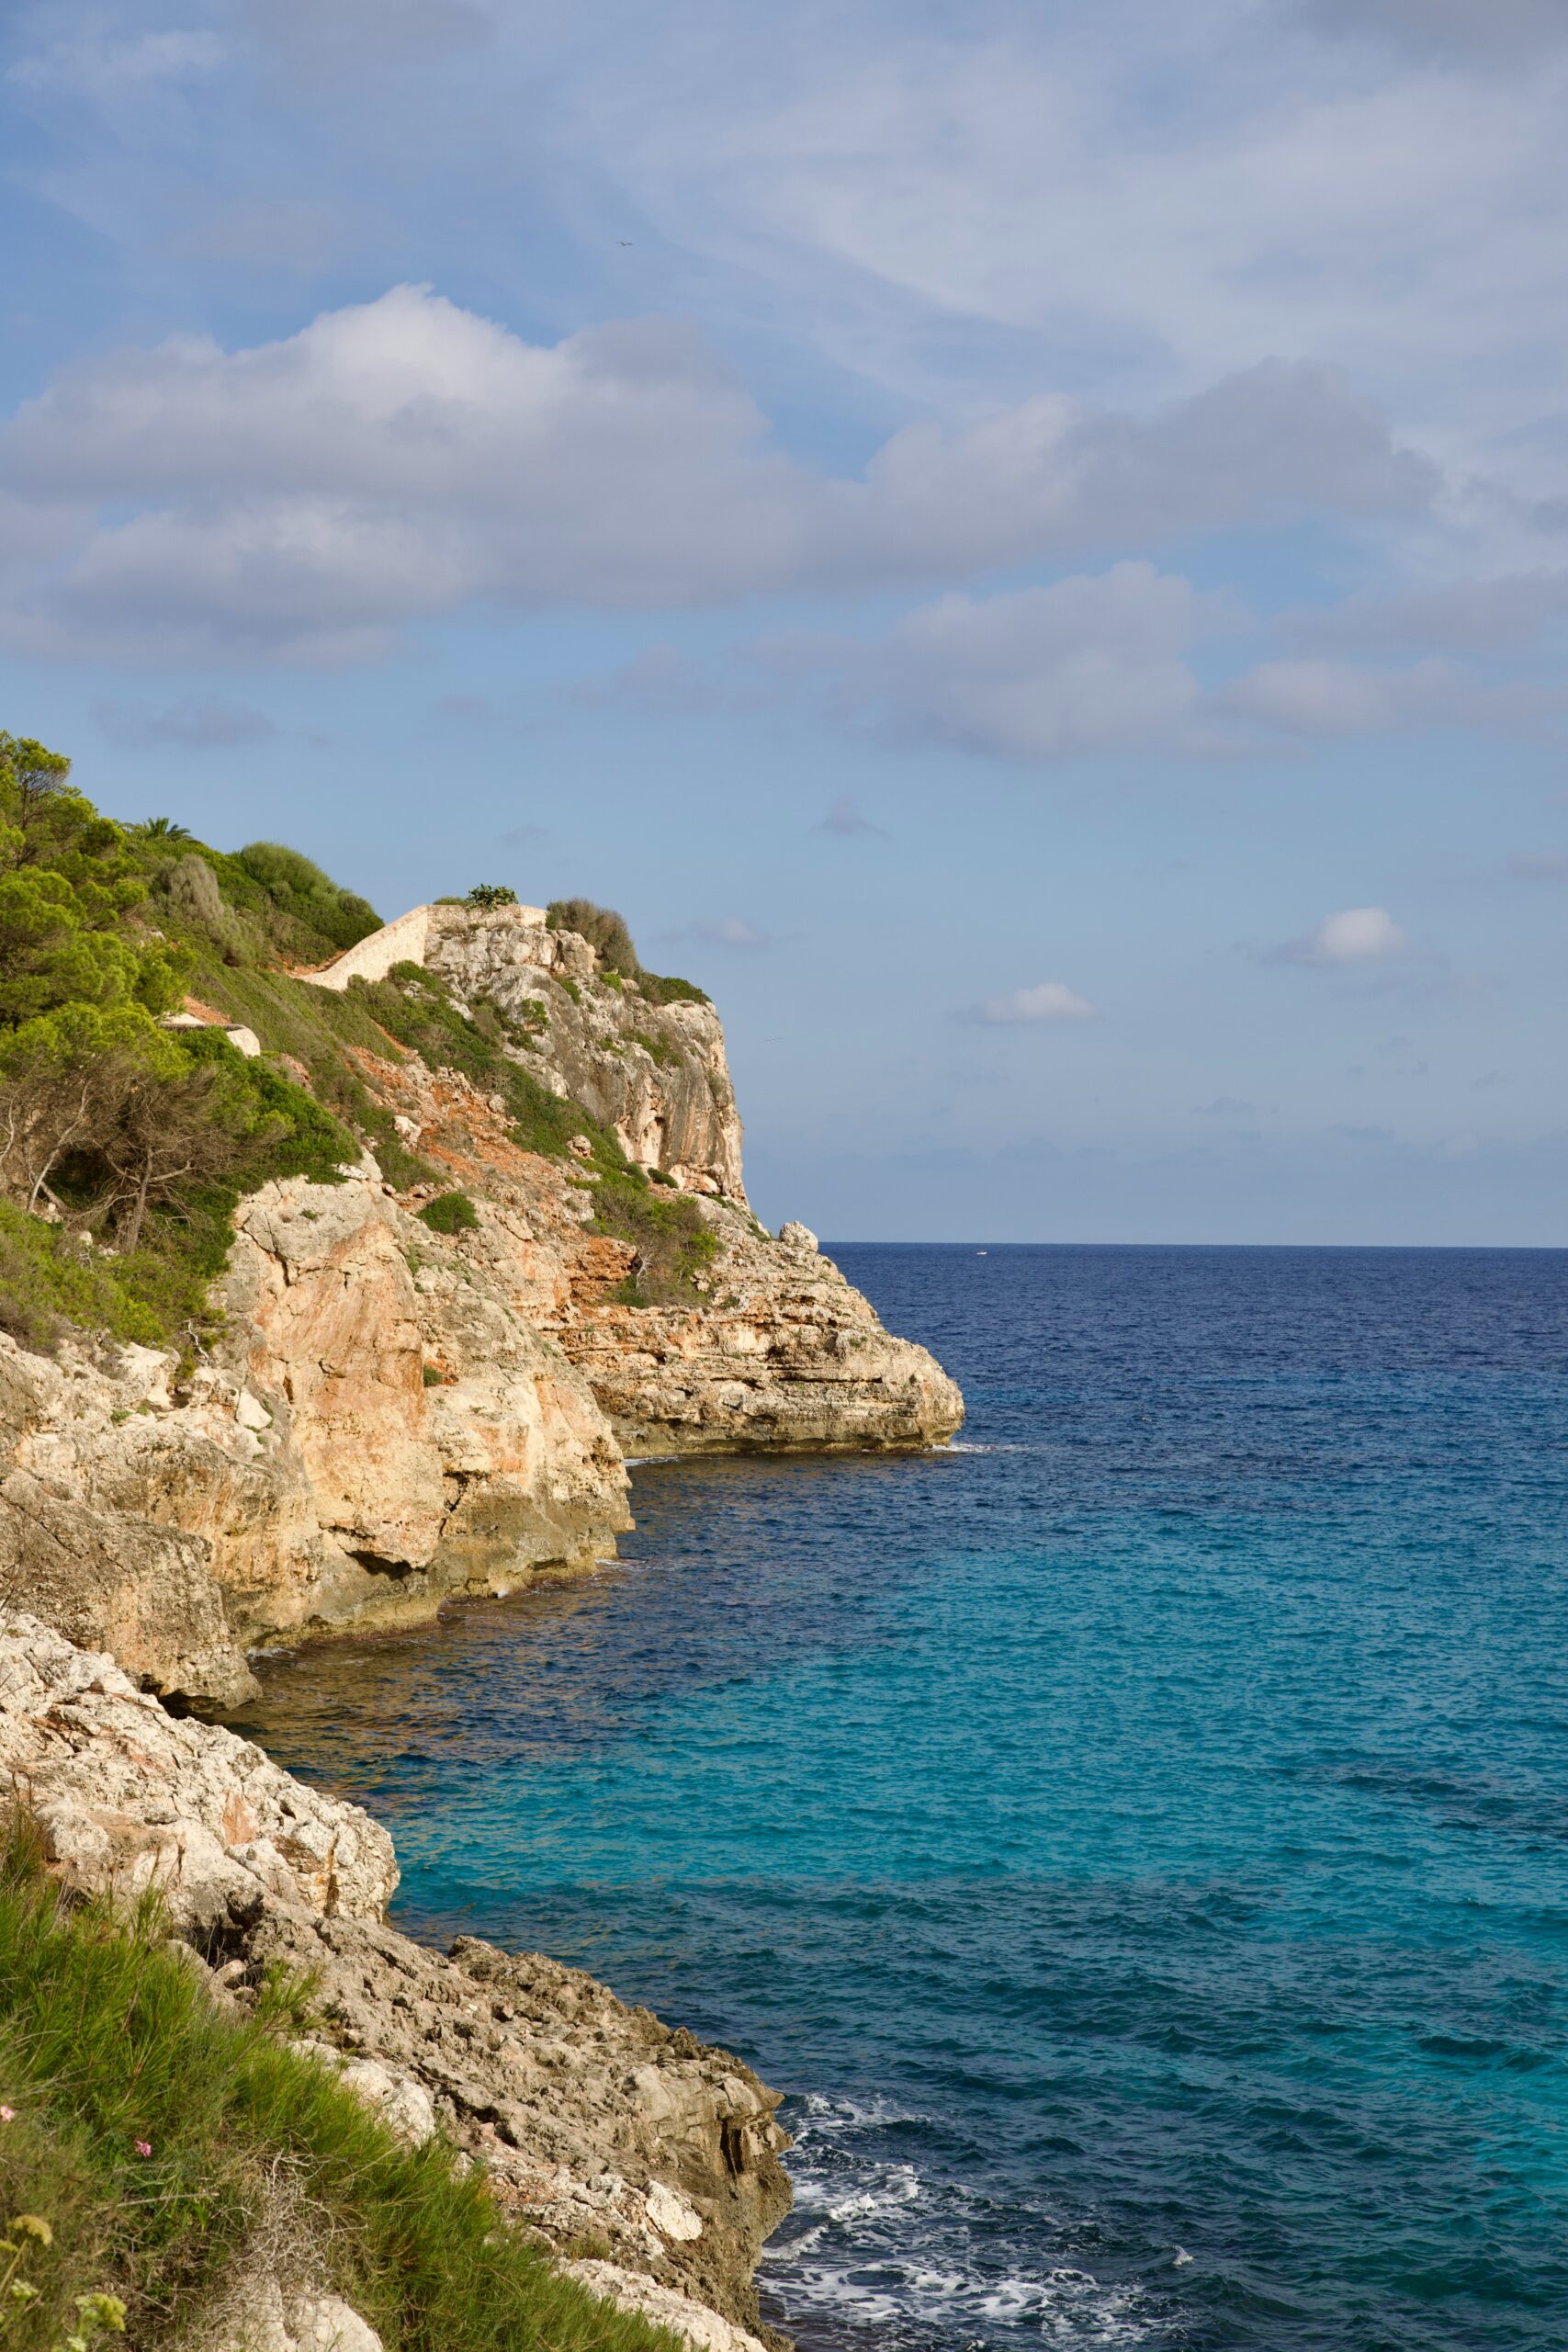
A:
[[0, 2107, 13, 2123], [133, 2140, 152, 2158]]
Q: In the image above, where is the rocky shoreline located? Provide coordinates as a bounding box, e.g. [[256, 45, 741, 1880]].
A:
[[0, 1611, 793, 2352], [0, 894, 965, 2346]]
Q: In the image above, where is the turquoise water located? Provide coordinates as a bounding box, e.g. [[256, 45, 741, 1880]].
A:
[[237, 1246, 1568, 2350]]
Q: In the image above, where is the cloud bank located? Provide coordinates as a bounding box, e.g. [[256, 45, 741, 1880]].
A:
[[0, 285, 1436, 663]]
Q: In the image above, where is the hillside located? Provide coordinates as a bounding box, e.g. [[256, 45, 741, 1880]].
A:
[[0, 730, 962, 1705]]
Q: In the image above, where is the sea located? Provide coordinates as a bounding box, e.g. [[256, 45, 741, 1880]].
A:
[[233, 1244, 1568, 2352]]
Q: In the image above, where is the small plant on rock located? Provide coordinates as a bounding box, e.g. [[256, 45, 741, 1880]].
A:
[[418, 1192, 479, 1236]]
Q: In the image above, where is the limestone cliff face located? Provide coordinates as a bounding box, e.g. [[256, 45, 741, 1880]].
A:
[[357, 1049, 963, 1454], [324, 901, 748, 1200], [329, 901, 963, 1453], [0, 1169, 629, 1705], [567, 1215, 964, 1454]]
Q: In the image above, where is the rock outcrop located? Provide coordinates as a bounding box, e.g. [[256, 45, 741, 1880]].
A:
[[420, 902, 748, 1203], [0, 1165, 629, 1706], [0, 1613, 396, 1928], [355, 1023, 964, 1456], [307, 901, 746, 1200], [0, 1612, 791, 2351]]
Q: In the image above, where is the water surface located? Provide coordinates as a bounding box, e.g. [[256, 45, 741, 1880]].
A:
[[237, 1245, 1568, 2351]]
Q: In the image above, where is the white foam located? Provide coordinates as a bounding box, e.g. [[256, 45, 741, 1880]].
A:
[[773, 2088, 1159, 2346]]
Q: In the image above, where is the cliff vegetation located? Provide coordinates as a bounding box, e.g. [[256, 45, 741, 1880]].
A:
[[0, 731, 718, 1351], [0, 1814, 678, 2352]]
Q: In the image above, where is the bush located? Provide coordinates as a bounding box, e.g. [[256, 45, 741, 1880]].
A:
[[417, 1191, 479, 1235], [235, 844, 382, 955], [464, 886, 517, 910], [0, 1201, 164, 1354], [638, 972, 710, 1009], [547, 900, 639, 978], [591, 1175, 719, 1306], [0, 1818, 680, 2352]]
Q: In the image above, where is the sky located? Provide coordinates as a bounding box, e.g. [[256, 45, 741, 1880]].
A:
[[2, 0, 1566, 1245]]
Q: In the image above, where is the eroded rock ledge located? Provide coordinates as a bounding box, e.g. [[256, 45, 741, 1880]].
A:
[[0, 1613, 791, 2352]]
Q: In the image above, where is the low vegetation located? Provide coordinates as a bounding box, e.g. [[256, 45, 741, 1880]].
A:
[[364, 967, 718, 1303], [0, 729, 727, 1351], [0, 1817, 676, 2352], [546, 900, 709, 1008], [417, 1191, 479, 1236]]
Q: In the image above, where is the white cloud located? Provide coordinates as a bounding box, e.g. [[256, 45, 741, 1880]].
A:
[[571, 643, 723, 715], [1285, 571, 1568, 655], [1219, 656, 1562, 740], [814, 795, 886, 837], [1273, 906, 1410, 965], [568, 0, 1568, 471], [0, 286, 1435, 663], [1297, 0, 1568, 61], [245, 0, 493, 79], [964, 981, 1100, 1025], [745, 566, 1568, 766]]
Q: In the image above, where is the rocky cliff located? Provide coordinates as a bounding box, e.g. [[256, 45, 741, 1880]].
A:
[[0, 1612, 790, 2352], [0, 1162, 627, 1708], [0, 899, 959, 1703], [421, 902, 748, 1202]]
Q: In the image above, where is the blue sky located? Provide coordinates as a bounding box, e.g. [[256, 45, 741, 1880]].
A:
[[3, 0, 1566, 1243]]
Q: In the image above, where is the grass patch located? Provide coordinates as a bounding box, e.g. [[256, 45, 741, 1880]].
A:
[[0, 1819, 681, 2352], [636, 974, 709, 1010]]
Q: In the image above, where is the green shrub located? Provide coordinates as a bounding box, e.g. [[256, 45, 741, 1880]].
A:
[[0, 1819, 681, 2352], [235, 843, 381, 954], [591, 1175, 718, 1306], [464, 886, 517, 910], [0, 1201, 164, 1353], [418, 1191, 479, 1235], [637, 972, 710, 1009], [627, 1028, 679, 1070], [546, 900, 639, 977]]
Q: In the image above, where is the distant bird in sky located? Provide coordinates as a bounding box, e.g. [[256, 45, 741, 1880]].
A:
[[619, 240, 632, 247]]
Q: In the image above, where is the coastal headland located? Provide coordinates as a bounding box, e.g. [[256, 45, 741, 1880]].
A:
[[0, 748, 964, 2351]]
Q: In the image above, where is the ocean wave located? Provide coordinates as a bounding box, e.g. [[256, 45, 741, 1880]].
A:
[[766, 2098, 1156, 2347]]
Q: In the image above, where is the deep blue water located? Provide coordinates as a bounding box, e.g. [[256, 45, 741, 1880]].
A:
[[235, 1245, 1568, 2351]]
